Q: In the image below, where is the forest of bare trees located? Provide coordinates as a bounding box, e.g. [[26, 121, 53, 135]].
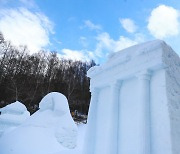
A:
[[0, 32, 96, 115]]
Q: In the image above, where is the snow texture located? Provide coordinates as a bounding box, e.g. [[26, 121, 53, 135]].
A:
[[0, 92, 78, 154], [84, 40, 180, 154], [0, 101, 30, 137]]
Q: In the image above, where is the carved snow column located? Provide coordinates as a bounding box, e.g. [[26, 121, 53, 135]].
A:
[[137, 70, 151, 154], [109, 81, 122, 154], [85, 87, 99, 154], [88, 87, 99, 121]]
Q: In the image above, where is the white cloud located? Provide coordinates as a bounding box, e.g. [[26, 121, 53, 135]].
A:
[[0, 8, 54, 54], [57, 32, 144, 63], [147, 5, 180, 39], [84, 20, 102, 31], [114, 36, 139, 52], [59, 48, 95, 62], [95, 32, 141, 57], [120, 18, 137, 33]]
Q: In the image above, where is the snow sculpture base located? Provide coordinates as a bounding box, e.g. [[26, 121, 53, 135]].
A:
[[84, 40, 180, 154]]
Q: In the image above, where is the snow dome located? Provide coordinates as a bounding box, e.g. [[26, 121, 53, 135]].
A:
[[84, 40, 180, 154]]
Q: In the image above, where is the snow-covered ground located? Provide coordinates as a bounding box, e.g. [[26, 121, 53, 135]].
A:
[[0, 123, 86, 154]]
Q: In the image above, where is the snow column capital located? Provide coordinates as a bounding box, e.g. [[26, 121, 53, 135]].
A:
[[136, 70, 152, 80], [111, 80, 122, 89]]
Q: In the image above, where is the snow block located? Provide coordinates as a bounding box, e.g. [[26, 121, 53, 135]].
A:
[[84, 40, 180, 154], [0, 101, 30, 137]]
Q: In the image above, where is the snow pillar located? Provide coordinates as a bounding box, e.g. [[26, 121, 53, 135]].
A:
[[137, 70, 151, 154], [84, 87, 99, 154], [110, 81, 122, 154]]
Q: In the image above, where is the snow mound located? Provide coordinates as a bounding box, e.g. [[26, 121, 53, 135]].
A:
[[0, 92, 78, 154], [0, 101, 28, 114], [0, 101, 30, 137]]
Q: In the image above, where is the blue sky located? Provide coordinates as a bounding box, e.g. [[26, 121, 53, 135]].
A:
[[0, 0, 180, 63]]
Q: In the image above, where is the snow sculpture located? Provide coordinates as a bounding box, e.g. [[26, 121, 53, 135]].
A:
[[38, 92, 78, 149], [0, 101, 30, 137], [84, 40, 180, 154], [22, 92, 78, 149], [16, 92, 77, 149], [0, 92, 78, 154]]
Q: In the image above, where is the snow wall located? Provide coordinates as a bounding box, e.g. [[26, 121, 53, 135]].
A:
[[83, 40, 180, 154]]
